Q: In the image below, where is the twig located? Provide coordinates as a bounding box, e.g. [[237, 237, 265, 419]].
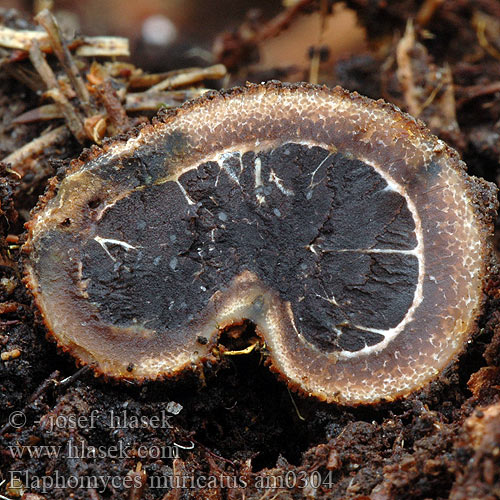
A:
[[0, 25, 51, 52], [2, 125, 70, 172], [29, 370, 60, 403], [287, 387, 306, 421], [35, 9, 93, 115], [0, 320, 21, 328], [473, 11, 500, 61], [3, 64, 43, 92], [75, 36, 129, 57], [255, 0, 315, 42], [55, 365, 91, 392], [147, 64, 227, 93], [29, 41, 85, 142], [12, 104, 61, 125], [214, 0, 315, 69], [309, 0, 329, 84], [34, 0, 54, 15], [91, 80, 131, 134], [0, 26, 129, 57], [0, 302, 21, 315], [0, 370, 60, 435], [125, 89, 209, 112], [416, 0, 445, 27], [190, 437, 237, 468], [457, 81, 500, 107]]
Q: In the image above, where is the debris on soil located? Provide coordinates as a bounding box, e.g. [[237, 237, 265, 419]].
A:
[[0, 2, 500, 499]]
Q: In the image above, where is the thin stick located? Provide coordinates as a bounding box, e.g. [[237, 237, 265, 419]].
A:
[[309, 0, 328, 84], [29, 41, 85, 142], [0, 370, 60, 435], [12, 103, 61, 124], [147, 65, 227, 92], [56, 365, 91, 392], [3, 125, 70, 171], [35, 9, 93, 115], [0, 26, 129, 57], [76, 36, 129, 57], [125, 89, 208, 112]]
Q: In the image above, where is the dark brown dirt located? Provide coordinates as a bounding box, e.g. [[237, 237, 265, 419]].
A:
[[1, 1, 500, 499]]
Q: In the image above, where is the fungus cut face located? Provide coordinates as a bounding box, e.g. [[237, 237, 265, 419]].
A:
[[23, 83, 498, 405]]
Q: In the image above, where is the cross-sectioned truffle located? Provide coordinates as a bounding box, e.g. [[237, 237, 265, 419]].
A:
[[22, 82, 498, 405]]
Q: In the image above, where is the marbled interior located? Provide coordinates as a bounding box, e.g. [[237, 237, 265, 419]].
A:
[[82, 144, 418, 354]]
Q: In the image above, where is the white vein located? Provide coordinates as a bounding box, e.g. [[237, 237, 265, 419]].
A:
[[94, 236, 138, 261]]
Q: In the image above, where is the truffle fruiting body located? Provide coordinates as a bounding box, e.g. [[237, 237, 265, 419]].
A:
[[23, 82, 498, 405]]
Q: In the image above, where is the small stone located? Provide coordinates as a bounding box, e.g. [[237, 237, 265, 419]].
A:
[[1, 348, 21, 361], [166, 401, 183, 415]]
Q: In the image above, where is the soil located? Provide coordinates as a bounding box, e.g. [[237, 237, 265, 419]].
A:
[[1, 1, 500, 499]]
